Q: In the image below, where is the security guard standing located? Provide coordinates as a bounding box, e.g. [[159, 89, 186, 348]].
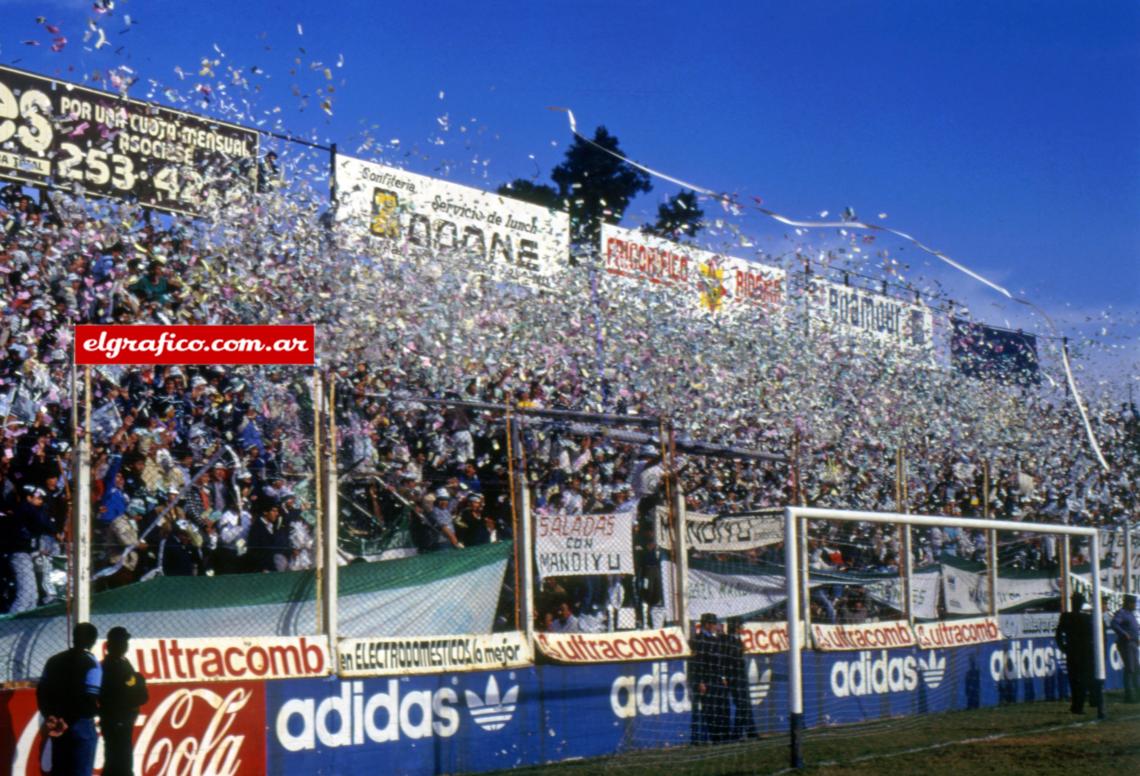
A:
[[37, 622, 102, 776], [1055, 591, 1094, 713], [100, 626, 149, 776], [690, 612, 730, 744], [725, 617, 757, 739]]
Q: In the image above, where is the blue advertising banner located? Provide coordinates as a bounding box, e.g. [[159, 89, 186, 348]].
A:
[[539, 659, 691, 759], [801, 635, 1125, 728], [262, 637, 1126, 774], [266, 669, 542, 776]]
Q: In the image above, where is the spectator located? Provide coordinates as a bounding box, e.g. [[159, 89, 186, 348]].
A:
[[246, 501, 291, 572], [425, 490, 462, 551], [213, 508, 251, 574], [548, 600, 580, 633], [160, 519, 204, 577], [1, 485, 55, 612]]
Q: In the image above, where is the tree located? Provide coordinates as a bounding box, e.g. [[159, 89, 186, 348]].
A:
[[498, 126, 652, 250], [646, 189, 704, 241], [550, 126, 652, 247], [495, 180, 562, 211]]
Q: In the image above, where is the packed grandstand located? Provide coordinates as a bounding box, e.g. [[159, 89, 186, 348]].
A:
[[0, 36, 1137, 775], [1, 167, 1136, 625]]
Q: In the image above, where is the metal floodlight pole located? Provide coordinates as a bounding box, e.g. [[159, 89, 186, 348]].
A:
[[1061, 537, 1072, 612], [73, 364, 92, 626], [68, 351, 78, 634], [508, 416, 536, 642], [784, 507, 804, 769], [799, 516, 812, 642], [897, 450, 914, 624], [670, 422, 689, 630], [322, 376, 339, 647], [791, 432, 812, 644], [1090, 531, 1106, 719], [313, 370, 324, 635], [984, 462, 998, 617]]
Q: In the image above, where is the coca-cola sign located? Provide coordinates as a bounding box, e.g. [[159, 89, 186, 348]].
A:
[[2, 681, 266, 776]]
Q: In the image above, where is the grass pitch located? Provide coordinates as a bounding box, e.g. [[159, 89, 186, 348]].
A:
[[502, 691, 1140, 776]]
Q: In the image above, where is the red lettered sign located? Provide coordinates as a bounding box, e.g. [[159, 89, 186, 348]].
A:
[[2, 681, 267, 776], [74, 325, 315, 365]]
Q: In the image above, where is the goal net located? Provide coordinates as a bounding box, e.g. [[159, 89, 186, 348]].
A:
[[584, 502, 1114, 775], [783, 506, 1106, 769]]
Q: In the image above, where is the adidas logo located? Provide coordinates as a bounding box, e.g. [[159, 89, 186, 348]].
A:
[[465, 675, 519, 732], [989, 640, 1059, 680], [918, 652, 946, 688], [747, 659, 772, 706]]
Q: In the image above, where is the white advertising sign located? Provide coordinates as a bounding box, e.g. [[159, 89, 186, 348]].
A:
[[941, 564, 1060, 615], [658, 510, 783, 553], [808, 277, 933, 353], [913, 616, 1003, 648], [999, 612, 1060, 639], [335, 153, 569, 275], [336, 632, 531, 677], [862, 571, 941, 621], [536, 512, 634, 577], [535, 627, 690, 663], [738, 620, 805, 654], [600, 223, 785, 316], [811, 620, 918, 651]]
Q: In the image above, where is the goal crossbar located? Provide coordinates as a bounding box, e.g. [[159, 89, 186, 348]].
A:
[[783, 506, 1106, 768]]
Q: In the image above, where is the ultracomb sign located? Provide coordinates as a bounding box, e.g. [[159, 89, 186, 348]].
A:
[[811, 620, 917, 651], [536, 628, 690, 663], [739, 621, 804, 654], [914, 616, 1002, 649], [100, 635, 330, 684]]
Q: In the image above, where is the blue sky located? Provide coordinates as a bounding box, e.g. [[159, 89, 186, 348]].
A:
[[2, 0, 1137, 373]]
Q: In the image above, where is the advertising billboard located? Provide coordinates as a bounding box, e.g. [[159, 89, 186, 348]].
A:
[[0, 65, 257, 215], [335, 154, 570, 277]]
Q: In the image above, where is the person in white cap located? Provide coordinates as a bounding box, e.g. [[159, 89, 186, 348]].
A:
[[426, 489, 462, 551]]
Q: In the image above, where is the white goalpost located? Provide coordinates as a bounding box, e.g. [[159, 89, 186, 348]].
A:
[[783, 506, 1106, 769]]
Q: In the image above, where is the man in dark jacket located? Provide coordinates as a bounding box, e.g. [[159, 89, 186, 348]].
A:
[[1055, 591, 1094, 713], [100, 626, 148, 776], [690, 612, 729, 744], [37, 622, 102, 776], [725, 617, 757, 739], [246, 501, 291, 572]]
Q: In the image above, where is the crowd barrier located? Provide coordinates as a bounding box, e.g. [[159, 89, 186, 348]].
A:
[[1, 632, 1126, 775]]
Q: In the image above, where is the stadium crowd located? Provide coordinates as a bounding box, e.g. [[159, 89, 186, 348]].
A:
[[1, 172, 1137, 629]]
